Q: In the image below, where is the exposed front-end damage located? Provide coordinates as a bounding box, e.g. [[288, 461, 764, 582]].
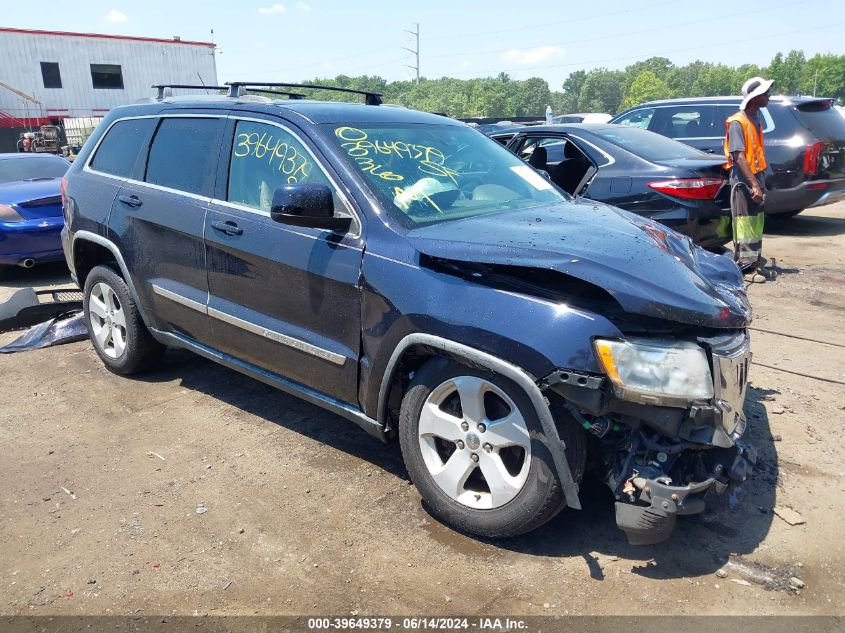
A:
[[542, 330, 756, 544], [403, 201, 757, 543]]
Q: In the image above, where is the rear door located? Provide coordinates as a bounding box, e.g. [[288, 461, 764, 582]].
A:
[[204, 115, 364, 405], [109, 114, 225, 344]]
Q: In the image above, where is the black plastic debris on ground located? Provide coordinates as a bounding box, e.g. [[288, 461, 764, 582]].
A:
[[0, 287, 83, 333], [0, 313, 87, 353]]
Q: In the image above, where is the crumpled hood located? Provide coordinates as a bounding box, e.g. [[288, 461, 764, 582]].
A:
[[405, 200, 751, 328]]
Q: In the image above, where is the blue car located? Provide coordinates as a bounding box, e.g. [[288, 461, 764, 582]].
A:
[[61, 84, 755, 544], [0, 153, 70, 270]]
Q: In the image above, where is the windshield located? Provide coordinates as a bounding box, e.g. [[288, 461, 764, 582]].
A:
[[594, 126, 710, 162], [0, 156, 69, 184], [325, 123, 567, 227]]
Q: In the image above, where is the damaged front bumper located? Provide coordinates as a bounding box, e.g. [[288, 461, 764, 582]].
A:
[[615, 441, 757, 545], [542, 330, 756, 544]]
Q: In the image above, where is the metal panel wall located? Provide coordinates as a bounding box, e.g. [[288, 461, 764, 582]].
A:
[[0, 30, 218, 120]]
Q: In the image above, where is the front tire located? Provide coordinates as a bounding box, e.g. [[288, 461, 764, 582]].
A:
[[83, 264, 164, 374], [399, 358, 586, 538]]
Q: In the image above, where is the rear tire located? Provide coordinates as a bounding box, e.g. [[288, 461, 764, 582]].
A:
[[83, 264, 164, 374], [398, 358, 586, 538]]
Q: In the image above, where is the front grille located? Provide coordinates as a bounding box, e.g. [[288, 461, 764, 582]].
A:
[[708, 332, 752, 436]]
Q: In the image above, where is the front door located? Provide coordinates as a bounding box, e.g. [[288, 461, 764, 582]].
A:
[[205, 116, 364, 405]]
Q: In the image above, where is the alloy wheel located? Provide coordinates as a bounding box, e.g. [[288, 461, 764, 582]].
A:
[[418, 375, 532, 509], [88, 282, 127, 359]]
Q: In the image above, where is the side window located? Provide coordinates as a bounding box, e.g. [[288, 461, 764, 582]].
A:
[[716, 105, 775, 135], [227, 120, 337, 212], [89, 118, 156, 178], [660, 105, 718, 139], [759, 106, 775, 133], [614, 108, 655, 129], [490, 134, 514, 146], [517, 137, 566, 164], [716, 105, 738, 137], [145, 118, 222, 196]]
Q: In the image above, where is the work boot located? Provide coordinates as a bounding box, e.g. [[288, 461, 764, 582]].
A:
[[743, 270, 767, 283], [756, 255, 777, 281]]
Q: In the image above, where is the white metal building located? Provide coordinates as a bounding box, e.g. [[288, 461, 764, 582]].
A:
[[0, 27, 218, 149]]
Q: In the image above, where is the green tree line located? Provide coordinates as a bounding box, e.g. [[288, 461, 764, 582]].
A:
[[286, 51, 844, 118]]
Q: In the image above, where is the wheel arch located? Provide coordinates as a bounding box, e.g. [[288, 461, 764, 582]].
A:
[[377, 333, 582, 509], [72, 231, 151, 327]]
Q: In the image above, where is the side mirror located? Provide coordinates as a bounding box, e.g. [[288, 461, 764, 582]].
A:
[[270, 183, 352, 232]]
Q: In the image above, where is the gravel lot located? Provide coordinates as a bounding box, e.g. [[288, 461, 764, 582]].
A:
[[1, 203, 843, 617]]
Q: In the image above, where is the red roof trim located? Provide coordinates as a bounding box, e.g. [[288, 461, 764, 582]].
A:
[[0, 26, 215, 48]]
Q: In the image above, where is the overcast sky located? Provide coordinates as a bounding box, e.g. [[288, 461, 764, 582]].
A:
[[6, 0, 845, 88]]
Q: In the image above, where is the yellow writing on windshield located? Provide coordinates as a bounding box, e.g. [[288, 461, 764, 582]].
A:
[[233, 131, 312, 184], [334, 127, 460, 185], [392, 185, 442, 213]]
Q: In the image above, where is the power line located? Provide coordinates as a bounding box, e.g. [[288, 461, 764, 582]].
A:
[[425, 0, 803, 62], [403, 23, 420, 84], [253, 0, 674, 79], [424, 0, 676, 42], [445, 20, 845, 78]]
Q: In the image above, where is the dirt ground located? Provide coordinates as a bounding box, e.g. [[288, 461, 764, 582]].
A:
[[1, 203, 843, 618]]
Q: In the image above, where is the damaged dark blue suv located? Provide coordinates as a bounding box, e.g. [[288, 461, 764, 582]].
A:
[[61, 83, 756, 544]]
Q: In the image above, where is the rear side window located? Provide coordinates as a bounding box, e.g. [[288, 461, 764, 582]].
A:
[[145, 118, 222, 196], [614, 108, 655, 129], [654, 105, 720, 139], [89, 118, 155, 178], [716, 104, 775, 133], [791, 101, 845, 139]]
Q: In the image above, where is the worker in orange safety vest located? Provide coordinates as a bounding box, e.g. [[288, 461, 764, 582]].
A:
[[724, 76, 776, 281]]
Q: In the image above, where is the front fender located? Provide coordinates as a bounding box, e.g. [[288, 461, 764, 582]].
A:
[[358, 250, 623, 420]]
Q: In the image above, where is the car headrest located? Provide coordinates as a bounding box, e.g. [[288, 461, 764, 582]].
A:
[[528, 146, 547, 169]]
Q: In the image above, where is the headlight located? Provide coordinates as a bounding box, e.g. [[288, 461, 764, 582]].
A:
[[594, 338, 714, 404]]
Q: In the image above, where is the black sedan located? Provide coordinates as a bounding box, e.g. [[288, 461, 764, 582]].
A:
[[489, 124, 731, 247]]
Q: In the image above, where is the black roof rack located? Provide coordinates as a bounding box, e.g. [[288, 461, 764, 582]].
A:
[[226, 82, 383, 105], [245, 88, 307, 100], [152, 84, 228, 100]]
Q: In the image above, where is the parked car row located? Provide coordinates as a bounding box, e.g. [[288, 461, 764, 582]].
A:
[[488, 124, 731, 248], [4, 94, 843, 277], [612, 96, 845, 217]]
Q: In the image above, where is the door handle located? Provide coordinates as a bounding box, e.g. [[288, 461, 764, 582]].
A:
[[210, 220, 243, 236], [117, 194, 142, 207]]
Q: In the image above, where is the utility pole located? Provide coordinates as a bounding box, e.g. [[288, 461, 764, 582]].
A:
[[209, 29, 223, 89], [403, 23, 420, 84], [813, 70, 818, 97]]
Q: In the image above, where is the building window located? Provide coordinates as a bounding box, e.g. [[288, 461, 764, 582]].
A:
[[90, 64, 124, 89], [40, 62, 62, 89]]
